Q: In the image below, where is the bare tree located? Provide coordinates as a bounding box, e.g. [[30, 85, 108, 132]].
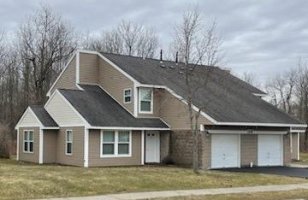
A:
[[241, 72, 260, 88], [18, 4, 77, 104], [266, 69, 297, 115], [82, 20, 158, 58], [171, 7, 223, 172]]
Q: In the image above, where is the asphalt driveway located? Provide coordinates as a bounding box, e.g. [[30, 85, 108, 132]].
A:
[[218, 167, 308, 178]]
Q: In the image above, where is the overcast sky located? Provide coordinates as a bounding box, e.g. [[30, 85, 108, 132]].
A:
[[1, 0, 308, 85]]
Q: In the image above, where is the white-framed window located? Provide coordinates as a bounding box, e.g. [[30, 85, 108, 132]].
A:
[[100, 130, 131, 157], [23, 130, 34, 153], [123, 88, 132, 103], [139, 88, 153, 113], [65, 130, 73, 155]]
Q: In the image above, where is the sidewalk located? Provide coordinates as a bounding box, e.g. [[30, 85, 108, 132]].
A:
[[43, 183, 308, 200], [289, 163, 308, 168]]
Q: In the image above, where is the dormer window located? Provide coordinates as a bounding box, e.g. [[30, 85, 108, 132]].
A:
[[139, 88, 153, 113], [124, 88, 132, 103]]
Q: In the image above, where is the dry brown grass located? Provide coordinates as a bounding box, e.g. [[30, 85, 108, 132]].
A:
[[0, 159, 307, 200]]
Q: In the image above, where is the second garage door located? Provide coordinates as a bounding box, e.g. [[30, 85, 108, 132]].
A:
[[258, 135, 283, 166], [211, 134, 240, 169]]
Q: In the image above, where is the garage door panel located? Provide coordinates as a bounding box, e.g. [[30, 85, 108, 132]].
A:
[[211, 134, 240, 169], [258, 135, 283, 166]]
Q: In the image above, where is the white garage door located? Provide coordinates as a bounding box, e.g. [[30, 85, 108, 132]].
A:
[[211, 134, 240, 169], [258, 135, 283, 166]]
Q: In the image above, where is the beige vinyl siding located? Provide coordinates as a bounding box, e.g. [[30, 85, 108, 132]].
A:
[[88, 130, 142, 167], [283, 134, 291, 165], [18, 127, 40, 163], [18, 109, 41, 127], [56, 127, 84, 166], [241, 134, 257, 166], [50, 55, 77, 95], [160, 131, 170, 162], [79, 52, 99, 84], [45, 92, 85, 126], [291, 133, 299, 160], [98, 57, 134, 115], [138, 88, 161, 117], [43, 130, 58, 163], [160, 89, 213, 130]]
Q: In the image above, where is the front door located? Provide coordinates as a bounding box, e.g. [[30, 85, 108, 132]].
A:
[[145, 131, 160, 163]]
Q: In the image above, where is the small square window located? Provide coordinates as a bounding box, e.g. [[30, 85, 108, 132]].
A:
[[66, 130, 73, 155], [124, 89, 132, 103]]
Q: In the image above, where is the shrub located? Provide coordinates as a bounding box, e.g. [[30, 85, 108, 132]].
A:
[[162, 155, 175, 165], [0, 123, 12, 158]]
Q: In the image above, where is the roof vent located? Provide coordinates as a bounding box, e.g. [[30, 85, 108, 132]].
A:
[[129, 46, 132, 56], [160, 49, 163, 63]]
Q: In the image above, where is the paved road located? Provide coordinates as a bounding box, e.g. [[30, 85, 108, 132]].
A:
[[41, 183, 308, 200], [218, 167, 308, 178]]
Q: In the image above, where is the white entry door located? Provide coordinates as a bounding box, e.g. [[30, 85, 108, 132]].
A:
[[258, 135, 283, 166], [211, 134, 240, 169], [145, 131, 160, 163]]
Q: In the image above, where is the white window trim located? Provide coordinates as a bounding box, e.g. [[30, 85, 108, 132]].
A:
[[138, 88, 153, 114], [23, 130, 34, 154], [100, 130, 132, 158], [123, 88, 132, 104], [65, 130, 73, 156]]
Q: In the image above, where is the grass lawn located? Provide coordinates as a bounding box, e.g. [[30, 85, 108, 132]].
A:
[[1, 159, 308, 200], [299, 152, 308, 164], [156, 190, 308, 200]]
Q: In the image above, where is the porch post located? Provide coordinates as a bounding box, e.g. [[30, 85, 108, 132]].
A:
[[84, 128, 89, 168], [39, 128, 43, 164], [16, 129, 19, 161], [297, 132, 300, 160], [141, 130, 145, 165]]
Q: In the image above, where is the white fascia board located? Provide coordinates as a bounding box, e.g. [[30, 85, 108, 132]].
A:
[[215, 122, 307, 128], [253, 93, 267, 97], [290, 129, 306, 133], [41, 127, 59, 130], [89, 126, 170, 131], [15, 107, 44, 130], [208, 129, 288, 135], [15, 107, 32, 130], [46, 51, 78, 97]]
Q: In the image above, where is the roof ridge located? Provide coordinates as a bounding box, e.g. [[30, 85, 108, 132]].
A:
[[100, 51, 220, 68]]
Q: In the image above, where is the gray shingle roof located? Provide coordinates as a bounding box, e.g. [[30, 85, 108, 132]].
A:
[[58, 85, 169, 128], [30, 105, 58, 127], [101, 52, 304, 125]]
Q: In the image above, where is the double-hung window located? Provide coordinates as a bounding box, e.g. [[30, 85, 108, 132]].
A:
[[124, 88, 132, 103], [101, 130, 131, 157], [66, 130, 73, 155], [23, 130, 34, 153], [139, 88, 153, 113]]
